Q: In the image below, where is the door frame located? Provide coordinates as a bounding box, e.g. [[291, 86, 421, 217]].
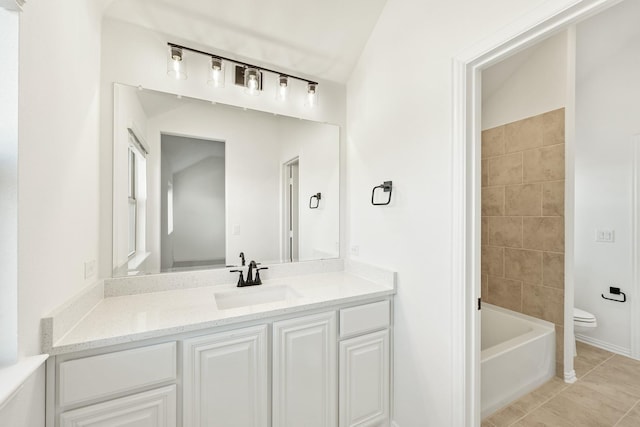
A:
[[450, 0, 623, 424]]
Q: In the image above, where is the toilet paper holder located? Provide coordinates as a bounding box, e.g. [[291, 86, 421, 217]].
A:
[[601, 286, 626, 303]]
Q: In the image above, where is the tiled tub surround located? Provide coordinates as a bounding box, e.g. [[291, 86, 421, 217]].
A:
[[481, 108, 566, 376], [41, 259, 396, 355]]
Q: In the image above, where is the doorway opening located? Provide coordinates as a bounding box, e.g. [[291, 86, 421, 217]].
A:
[[452, 0, 624, 424]]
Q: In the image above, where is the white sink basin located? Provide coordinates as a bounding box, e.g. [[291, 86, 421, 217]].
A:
[[214, 285, 301, 310]]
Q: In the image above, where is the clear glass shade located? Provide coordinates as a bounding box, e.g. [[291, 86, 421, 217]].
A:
[[244, 67, 261, 96], [167, 47, 187, 80], [207, 57, 225, 88], [305, 83, 318, 108], [276, 75, 289, 101]]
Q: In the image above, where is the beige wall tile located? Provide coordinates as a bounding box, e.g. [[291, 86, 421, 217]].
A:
[[482, 187, 505, 216], [523, 144, 565, 183], [523, 217, 564, 252], [488, 276, 523, 312], [505, 114, 544, 153], [482, 126, 505, 158], [482, 274, 489, 299], [482, 159, 489, 187], [488, 153, 523, 186], [489, 217, 523, 248], [505, 184, 542, 216], [543, 181, 564, 216], [543, 252, 564, 288], [505, 249, 542, 284], [482, 246, 504, 277], [523, 284, 564, 326], [543, 108, 565, 146], [482, 217, 488, 246]]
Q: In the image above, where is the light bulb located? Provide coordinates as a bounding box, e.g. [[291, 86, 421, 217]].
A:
[[276, 75, 289, 101], [306, 83, 318, 108], [167, 47, 187, 80], [207, 57, 225, 88], [244, 67, 261, 96]]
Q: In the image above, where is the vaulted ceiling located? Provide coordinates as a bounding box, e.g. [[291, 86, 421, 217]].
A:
[[104, 0, 388, 83]]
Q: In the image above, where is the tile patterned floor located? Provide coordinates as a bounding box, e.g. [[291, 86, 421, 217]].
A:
[[482, 342, 640, 426]]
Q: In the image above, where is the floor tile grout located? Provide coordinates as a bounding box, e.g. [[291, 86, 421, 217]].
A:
[[507, 382, 570, 426], [612, 398, 640, 427]]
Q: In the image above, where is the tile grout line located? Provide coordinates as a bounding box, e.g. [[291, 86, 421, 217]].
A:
[[507, 381, 573, 426], [613, 398, 640, 427], [578, 351, 617, 380]]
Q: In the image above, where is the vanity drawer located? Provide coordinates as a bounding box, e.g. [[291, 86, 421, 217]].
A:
[[340, 300, 390, 338], [58, 342, 177, 407]]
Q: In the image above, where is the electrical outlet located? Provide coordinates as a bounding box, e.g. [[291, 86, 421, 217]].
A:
[[595, 229, 615, 243], [84, 260, 96, 279], [232, 224, 240, 236], [351, 245, 360, 256]]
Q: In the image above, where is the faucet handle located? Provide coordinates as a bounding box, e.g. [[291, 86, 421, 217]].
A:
[[254, 267, 269, 285], [230, 269, 246, 287]]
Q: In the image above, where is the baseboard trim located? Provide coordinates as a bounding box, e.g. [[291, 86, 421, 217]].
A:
[[575, 334, 631, 357], [564, 369, 577, 383]]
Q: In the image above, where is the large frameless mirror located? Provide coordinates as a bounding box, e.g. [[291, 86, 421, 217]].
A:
[[112, 84, 340, 277]]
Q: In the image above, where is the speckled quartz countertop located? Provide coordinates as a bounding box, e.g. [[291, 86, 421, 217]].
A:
[[45, 269, 395, 355]]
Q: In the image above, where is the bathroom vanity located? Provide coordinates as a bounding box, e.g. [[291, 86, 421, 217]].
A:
[[43, 261, 395, 427]]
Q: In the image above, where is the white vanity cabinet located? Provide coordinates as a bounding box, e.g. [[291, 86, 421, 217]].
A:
[[272, 312, 337, 427], [54, 343, 178, 427], [338, 301, 391, 427], [182, 325, 268, 427], [59, 385, 177, 427], [48, 298, 392, 427]]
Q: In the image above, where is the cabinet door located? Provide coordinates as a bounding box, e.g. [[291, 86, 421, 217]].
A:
[[183, 325, 268, 427], [273, 312, 337, 427], [59, 385, 176, 427], [339, 330, 389, 427]]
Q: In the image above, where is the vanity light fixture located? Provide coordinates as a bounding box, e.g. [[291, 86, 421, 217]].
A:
[[167, 46, 187, 80], [276, 75, 289, 101], [166, 42, 319, 107], [244, 67, 261, 96], [207, 57, 225, 88]]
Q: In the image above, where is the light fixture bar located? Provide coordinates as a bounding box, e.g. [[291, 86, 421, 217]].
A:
[[168, 42, 318, 86]]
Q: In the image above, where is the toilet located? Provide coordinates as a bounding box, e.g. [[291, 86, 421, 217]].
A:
[[574, 307, 597, 331], [573, 307, 597, 356]]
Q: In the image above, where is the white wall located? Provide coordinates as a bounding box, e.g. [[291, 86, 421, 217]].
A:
[[279, 120, 340, 260], [482, 31, 569, 130], [0, 366, 45, 427], [345, 0, 579, 425], [0, 7, 19, 366], [574, 0, 640, 354], [100, 18, 347, 276], [18, 0, 103, 357]]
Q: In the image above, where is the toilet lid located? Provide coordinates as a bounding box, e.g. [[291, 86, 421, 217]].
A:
[[574, 308, 596, 321]]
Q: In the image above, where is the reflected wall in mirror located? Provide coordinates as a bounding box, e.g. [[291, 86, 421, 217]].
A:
[[112, 84, 340, 277]]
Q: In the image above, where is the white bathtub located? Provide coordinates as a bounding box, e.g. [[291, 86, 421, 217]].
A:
[[481, 303, 556, 419]]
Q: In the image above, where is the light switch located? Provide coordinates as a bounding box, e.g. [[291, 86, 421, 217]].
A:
[[595, 229, 615, 243], [232, 224, 241, 236]]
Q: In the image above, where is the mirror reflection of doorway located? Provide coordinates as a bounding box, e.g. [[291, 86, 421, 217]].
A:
[[160, 134, 225, 272], [284, 159, 299, 262]]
